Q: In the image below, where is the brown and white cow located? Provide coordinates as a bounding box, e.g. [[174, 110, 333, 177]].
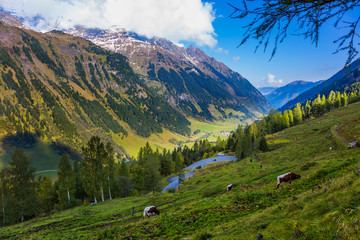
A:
[[276, 172, 301, 189], [227, 184, 234, 192], [143, 206, 160, 218]]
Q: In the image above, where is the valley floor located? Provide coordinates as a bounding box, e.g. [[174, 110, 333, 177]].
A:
[[1, 102, 360, 239]]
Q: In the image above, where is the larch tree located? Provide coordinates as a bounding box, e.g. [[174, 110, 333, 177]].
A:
[[0, 168, 9, 226], [104, 141, 115, 200], [38, 176, 57, 214], [57, 154, 75, 209], [81, 136, 107, 204], [9, 149, 39, 222], [174, 152, 185, 173]]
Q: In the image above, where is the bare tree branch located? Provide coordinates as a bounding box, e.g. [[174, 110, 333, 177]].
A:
[[229, 0, 360, 65]]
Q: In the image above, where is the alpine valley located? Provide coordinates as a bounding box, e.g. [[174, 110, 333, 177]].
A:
[[0, 12, 270, 165]]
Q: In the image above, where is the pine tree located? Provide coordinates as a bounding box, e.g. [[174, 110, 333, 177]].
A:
[[38, 176, 57, 214], [174, 152, 185, 173], [235, 140, 243, 160], [160, 149, 174, 176], [57, 154, 75, 209], [283, 111, 290, 128], [130, 162, 145, 195], [292, 103, 303, 124], [73, 161, 85, 200], [259, 135, 269, 152], [0, 168, 9, 226], [288, 110, 294, 126], [104, 142, 115, 200], [118, 159, 130, 178], [81, 136, 107, 204], [9, 149, 39, 222]]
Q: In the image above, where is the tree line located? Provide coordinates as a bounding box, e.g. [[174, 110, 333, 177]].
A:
[[258, 87, 360, 135]]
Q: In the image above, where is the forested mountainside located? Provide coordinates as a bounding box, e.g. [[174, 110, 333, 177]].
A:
[[280, 58, 360, 111], [0, 12, 191, 156], [68, 27, 271, 120], [265, 80, 319, 109]]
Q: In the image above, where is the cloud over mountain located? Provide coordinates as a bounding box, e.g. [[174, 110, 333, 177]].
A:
[[0, 0, 217, 47]]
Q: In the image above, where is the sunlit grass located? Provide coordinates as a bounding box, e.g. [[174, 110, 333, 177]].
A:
[[1, 102, 360, 239]]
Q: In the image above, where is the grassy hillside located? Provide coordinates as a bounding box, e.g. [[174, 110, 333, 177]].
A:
[[1, 102, 359, 239]]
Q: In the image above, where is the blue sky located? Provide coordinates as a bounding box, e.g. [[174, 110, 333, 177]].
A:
[[198, 0, 358, 88], [0, 0, 358, 88]]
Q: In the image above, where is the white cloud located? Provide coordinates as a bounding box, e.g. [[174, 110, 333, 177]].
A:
[[0, 0, 217, 47], [215, 47, 228, 55], [266, 73, 284, 86], [233, 56, 241, 62]]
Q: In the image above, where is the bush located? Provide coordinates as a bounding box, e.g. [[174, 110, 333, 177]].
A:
[[196, 165, 202, 170]]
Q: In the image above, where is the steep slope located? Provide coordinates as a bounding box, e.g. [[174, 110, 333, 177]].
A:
[[1, 101, 360, 239], [67, 27, 271, 120], [0, 12, 191, 158], [265, 80, 319, 109], [281, 58, 360, 111]]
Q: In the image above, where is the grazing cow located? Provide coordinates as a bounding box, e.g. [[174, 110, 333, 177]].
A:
[[227, 184, 234, 192], [276, 172, 301, 189], [143, 206, 160, 218]]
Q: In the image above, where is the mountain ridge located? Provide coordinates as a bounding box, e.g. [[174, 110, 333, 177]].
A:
[[264, 80, 320, 109], [0, 13, 192, 157], [66, 26, 271, 120], [280, 58, 360, 111]]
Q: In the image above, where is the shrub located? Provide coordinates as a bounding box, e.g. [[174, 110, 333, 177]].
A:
[[196, 165, 202, 170]]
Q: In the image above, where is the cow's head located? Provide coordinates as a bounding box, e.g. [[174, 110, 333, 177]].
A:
[[154, 207, 160, 215], [296, 174, 301, 179]]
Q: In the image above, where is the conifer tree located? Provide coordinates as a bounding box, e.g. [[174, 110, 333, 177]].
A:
[[73, 161, 85, 200], [104, 142, 115, 200], [118, 159, 130, 178], [160, 149, 174, 176], [9, 149, 39, 222], [259, 135, 269, 152], [81, 136, 107, 204], [174, 152, 185, 173], [0, 168, 9, 226], [235, 141, 243, 160], [57, 154, 75, 209], [38, 176, 57, 214], [283, 111, 290, 128], [292, 103, 303, 124]]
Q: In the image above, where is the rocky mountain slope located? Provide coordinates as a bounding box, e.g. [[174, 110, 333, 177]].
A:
[[264, 80, 319, 109], [0, 12, 192, 157], [67, 27, 271, 120]]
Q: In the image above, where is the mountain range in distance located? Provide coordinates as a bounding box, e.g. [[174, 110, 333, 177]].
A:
[[259, 80, 321, 110], [280, 58, 360, 111]]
